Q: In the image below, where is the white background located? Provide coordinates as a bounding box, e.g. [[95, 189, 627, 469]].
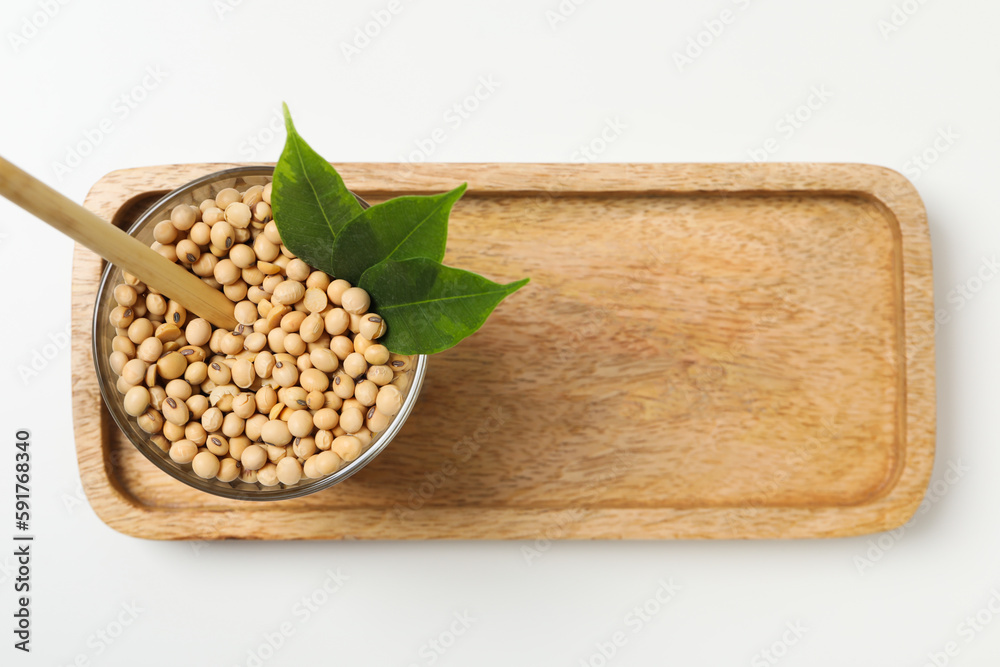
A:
[[0, 0, 993, 665]]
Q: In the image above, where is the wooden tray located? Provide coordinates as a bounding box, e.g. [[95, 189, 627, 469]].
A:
[[71, 162, 935, 540]]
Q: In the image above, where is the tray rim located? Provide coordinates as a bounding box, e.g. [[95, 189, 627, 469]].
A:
[[70, 162, 935, 540]]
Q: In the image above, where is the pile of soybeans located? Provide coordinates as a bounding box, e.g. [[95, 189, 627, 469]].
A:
[[105, 181, 413, 488]]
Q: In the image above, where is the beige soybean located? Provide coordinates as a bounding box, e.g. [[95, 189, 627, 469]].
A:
[[137, 408, 164, 434], [332, 435, 362, 462], [191, 451, 220, 479], [114, 284, 138, 307], [123, 386, 150, 416], [186, 394, 209, 420], [366, 407, 392, 434], [109, 306, 134, 329], [359, 314, 386, 340], [324, 308, 350, 336], [354, 380, 378, 407], [367, 364, 393, 386], [184, 421, 207, 446], [232, 392, 256, 419], [220, 333, 244, 355], [112, 335, 135, 356], [299, 368, 329, 393], [162, 396, 190, 426], [299, 312, 324, 343], [376, 385, 403, 416], [228, 435, 251, 462], [293, 436, 317, 459], [257, 462, 279, 486], [288, 410, 314, 438], [121, 358, 147, 386], [184, 361, 208, 385], [330, 335, 354, 360], [272, 360, 298, 387], [331, 371, 355, 399], [314, 429, 334, 451], [165, 379, 192, 400], [306, 390, 325, 410], [261, 419, 292, 446], [232, 359, 256, 388], [255, 386, 278, 413], [163, 421, 185, 442], [109, 351, 129, 375], [157, 352, 187, 380], [169, 439, 198, 464], [214, 259, 241, 285], [222, 412, 245, 438], [276, 457, 303, 485], [223, 280, 249, 302], [241, 444, 267, 471], [339, 407, 364, 434], [363, 344, 390, 366], [127, 318, 154, 344], [343, 352, 368, 379], [165, 300, 187, 327], [206, 434, 229, 456], [244, 331, 267, 352], [207, 361, 231, 385], [309, 348, 339, 373], [280, 386, 309, 409], [217, 457, 240, 482]]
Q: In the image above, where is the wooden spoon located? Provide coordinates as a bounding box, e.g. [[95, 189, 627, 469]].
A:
[[0, 155, 237, 330]]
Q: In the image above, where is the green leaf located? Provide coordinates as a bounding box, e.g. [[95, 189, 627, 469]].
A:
[[271, 103, 363, 272], [359, 258, 529, 355], [330, 184, 467, 284]]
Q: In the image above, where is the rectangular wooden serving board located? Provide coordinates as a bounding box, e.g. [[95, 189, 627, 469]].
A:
[[71, 162, 935, 540]]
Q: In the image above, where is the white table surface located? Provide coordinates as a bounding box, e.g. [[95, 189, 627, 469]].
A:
[[0, 0, 993, 664]]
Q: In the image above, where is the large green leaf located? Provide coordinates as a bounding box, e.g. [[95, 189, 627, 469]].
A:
[[271, 103, 363, 272], [330, 184, 466, 284], [359, 258, 529, 355]]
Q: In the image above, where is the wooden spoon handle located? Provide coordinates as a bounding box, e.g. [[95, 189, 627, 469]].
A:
[[0, 156, 237, 330]]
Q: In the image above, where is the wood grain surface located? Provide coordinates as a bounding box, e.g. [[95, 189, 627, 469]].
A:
[[71, 162, 935, 540]]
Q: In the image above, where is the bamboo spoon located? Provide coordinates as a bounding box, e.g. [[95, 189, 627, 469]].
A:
[[0, 156, 237, 330]]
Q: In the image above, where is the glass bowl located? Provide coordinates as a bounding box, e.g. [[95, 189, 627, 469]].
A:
[[92, 166, 427, 500]]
